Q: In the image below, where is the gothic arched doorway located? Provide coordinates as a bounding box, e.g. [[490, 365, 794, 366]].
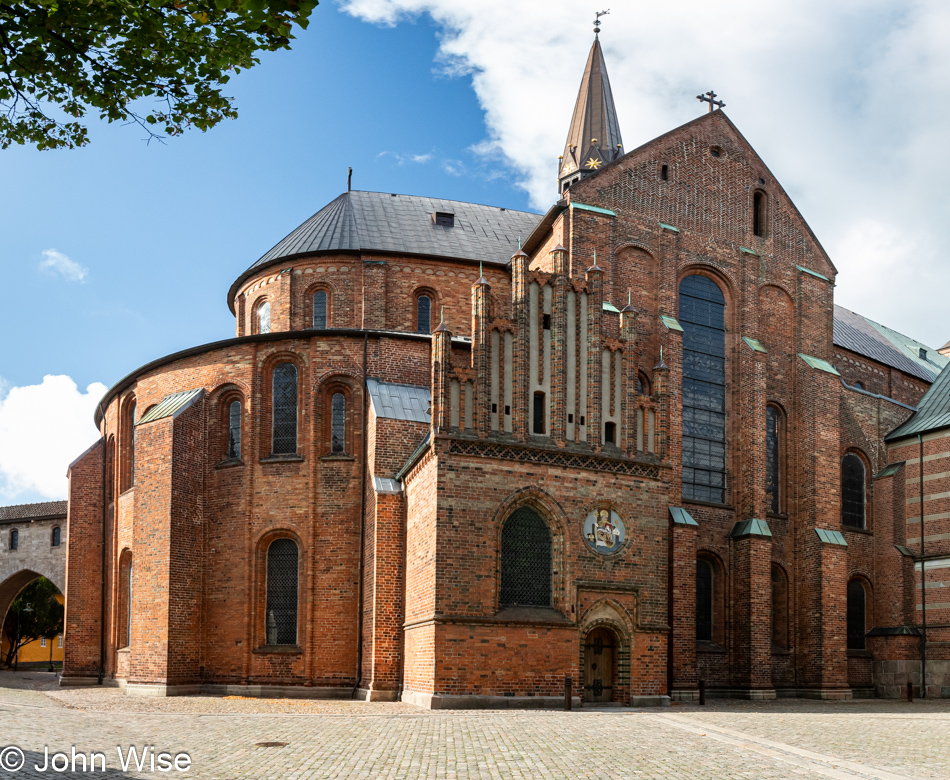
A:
[[583, 626, 618, 703]]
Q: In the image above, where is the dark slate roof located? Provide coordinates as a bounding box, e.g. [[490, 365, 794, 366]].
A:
[[887, 364, 950, 440], [833, 305, 947, 383], [248, 191, 542, 273], [0, 500, 67, 524], [367, 378, 430, 423]]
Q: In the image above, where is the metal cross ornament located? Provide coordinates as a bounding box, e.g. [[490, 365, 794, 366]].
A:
[[697, 90, 726, 113]]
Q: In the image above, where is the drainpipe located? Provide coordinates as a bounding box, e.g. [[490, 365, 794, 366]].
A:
[[96, 402, 107, 685], [352, 332, 369, 698], [919, 433, 927, 698]]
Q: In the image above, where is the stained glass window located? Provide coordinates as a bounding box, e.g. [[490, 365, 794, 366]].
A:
[[766, 406, 780, 514], [272, 363, 298, 455], [313, 290, 328, 329], [842, 453, 866, 528], [847, 580, 866, 650], [266, 539, 299, 645], [258, 301, 271, 334], [228, 401, 242, 459], [331, 393, 346, 453], [696, 558, 713, 641], [499, 507, 551, 607], [680, 275, 727, 503], [417, 295, 431, 334]]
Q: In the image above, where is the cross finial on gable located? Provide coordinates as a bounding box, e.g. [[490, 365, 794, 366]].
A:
[[697, 90, 726, 113]]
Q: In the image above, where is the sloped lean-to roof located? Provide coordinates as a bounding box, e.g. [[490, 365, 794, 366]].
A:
[[366, 378, 431, 423], [833, 305, 948, 383], [887, 364, 950, 441]]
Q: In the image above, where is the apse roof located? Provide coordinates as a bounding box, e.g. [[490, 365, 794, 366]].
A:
[[887, 364, 950, 441], [0, 500, 67, 524], [246, 191, 542, 274], [833, 305, 947, 383]]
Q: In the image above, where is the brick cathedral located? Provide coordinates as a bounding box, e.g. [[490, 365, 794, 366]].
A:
[[61, 26, 950, 705]]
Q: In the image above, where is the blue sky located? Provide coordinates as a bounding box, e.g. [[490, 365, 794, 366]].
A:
[[5, 0, 950, 503]]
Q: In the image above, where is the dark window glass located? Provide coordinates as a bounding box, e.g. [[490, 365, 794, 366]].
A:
[[842, 453, 866, 528], [52, 527, 61, 547], [847, 580, 866, 650], [331, 393, 346, 453], [129, 402, 136, 488], [272, 363, 298, 455], [605, 421, 616, 444], [266, 539, 299, 645], [313, 290, 328, 329], [753, 191, 765, 236], [417, 295, 432, 334], [854, 381, 864, 390], [696, 559, 713, 641], [227, 400, 242, 459], [766, 406, 780, 514], [10, 529, 18, 551], [533, 392, 545, 435], [499, 508, 552, 607], [680, 275, 727, 503], [661, 164, 668, 180]]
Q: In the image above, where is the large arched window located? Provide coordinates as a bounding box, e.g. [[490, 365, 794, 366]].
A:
[[257, 301, 271, 334], [847, 579, 867, 650], [313, 290, 328, 329], [679, 274, 727, 503], [771, 564, 789, 650], [331, 392, 346, 453], [416, 294, 432, 334], [696, 558, 713, 641], [766, 405, 783, 514], [266, 538, 299, 646], [842, 453, 866, 529], [499, 507, 551, 607], [272, 363, 298, 455], [227, 400, 242, 459]]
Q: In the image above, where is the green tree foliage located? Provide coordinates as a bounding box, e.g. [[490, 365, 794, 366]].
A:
[[2, 577, 64, 666], [0, 0, 319, 149]]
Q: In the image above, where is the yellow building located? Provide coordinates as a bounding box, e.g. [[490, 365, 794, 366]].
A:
[[1, 593, 64, 666]]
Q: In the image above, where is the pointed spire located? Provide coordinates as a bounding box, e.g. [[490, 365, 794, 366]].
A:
[[433, 305, 451, 333], [558, 24, 624, 193], [588, 249, 603, 273], [621, 288, 636, 313]]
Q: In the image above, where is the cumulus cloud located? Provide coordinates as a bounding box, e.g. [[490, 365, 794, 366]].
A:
[[38, 248, 88, 283], [341, 0, 950, 347], [0, 376, 105, 503]]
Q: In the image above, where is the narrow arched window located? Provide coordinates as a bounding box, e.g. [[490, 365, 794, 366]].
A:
[[771, 564, 789, 650], [842, 453, 866, 528], [499, 507, 551, 607], [266, 538, 299, 645], [637, 372, 651, 396], [680, 275, 727, 503], [532, 391, 546, 435], [766, 406, 781, 514], [753, 191, 766, 237], [272, 363, 298, 455], [51, 527, 61, 547], [696, 558, 713, 641], [9, 529, 18, 551], [227, 400, 242, 459], [417, 295, 432, 334], [313, 290, 328, 329], [258, 301, 271, 334], [119, 552, 132, 648], [331, 392, 346, 453], [847, 579, 866, 650]]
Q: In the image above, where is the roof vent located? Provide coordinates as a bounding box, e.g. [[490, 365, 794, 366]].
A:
[[919, 347, 928, 360], [433, 212, 455, 227]]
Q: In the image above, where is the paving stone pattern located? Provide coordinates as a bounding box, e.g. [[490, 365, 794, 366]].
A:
[[3, 672, 950, 779]]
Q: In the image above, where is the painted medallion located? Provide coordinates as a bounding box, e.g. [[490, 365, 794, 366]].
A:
[[583, 509, 625, 554]]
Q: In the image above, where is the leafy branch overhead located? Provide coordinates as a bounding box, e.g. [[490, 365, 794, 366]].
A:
[[0, 0, 319, 149]]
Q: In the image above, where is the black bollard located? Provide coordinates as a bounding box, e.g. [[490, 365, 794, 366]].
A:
[[564, 676, 573, 711], [699, 679, 706, 706], [908, 681, 914, 702]]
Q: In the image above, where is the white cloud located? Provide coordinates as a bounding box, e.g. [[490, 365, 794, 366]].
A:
[[376, 150, 433, 165], [341, 0, 950, 348], [38, 248, 88, 283], [0, 376, 105, 503]]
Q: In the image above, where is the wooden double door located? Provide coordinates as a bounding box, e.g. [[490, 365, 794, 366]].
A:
[[584, 627, 617, 703]]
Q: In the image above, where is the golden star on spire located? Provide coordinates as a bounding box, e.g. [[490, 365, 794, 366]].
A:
[[585, 157, 603, 169]]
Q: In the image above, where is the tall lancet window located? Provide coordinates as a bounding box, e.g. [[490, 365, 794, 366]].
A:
[[227, 400, 242, 459], [679, 275, 727, 503], [257, 301, 271, 334], [417, 295, 432, 334], [765, 405, 781, 514], [313, 290, 328, 329], [272, 363, 298, 455]]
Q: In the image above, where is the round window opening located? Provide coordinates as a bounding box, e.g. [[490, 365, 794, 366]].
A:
[[583, 509, 625, 555], [710, 146, 723, 158]]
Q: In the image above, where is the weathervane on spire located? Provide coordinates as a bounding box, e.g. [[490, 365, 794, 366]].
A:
[[594, 9, 609, 37]]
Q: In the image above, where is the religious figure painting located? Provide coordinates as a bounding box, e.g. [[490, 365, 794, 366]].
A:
[[583, 509, 625, 554]]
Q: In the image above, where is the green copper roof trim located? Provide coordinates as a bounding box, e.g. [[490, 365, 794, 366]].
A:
[[815, 528, 848, 546], [739, 246, 759, 256], [876, 462, 905, 479], [729, 518, 772, 539], [660, 315, 684, 333], [571, 202, 616, 217], [659, 222, 680, 233], [602, 301, 621, 313], [669, 506, 699, 527], [796, 265, 830, 281], [742, 337, 767, 353], [895, 544, 915, 557], [798, 353, 841, 376]]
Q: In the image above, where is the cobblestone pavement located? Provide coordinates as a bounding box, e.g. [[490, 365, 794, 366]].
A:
[[2, 673, 950, 779]]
